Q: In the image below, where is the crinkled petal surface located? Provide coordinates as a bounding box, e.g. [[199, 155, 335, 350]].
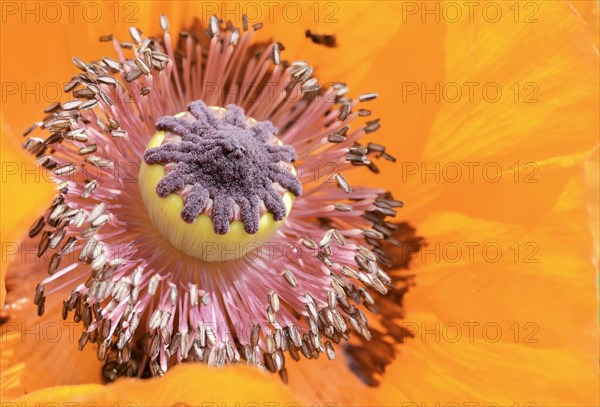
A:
[[584, 146, 599, 266], [1, 0, 598, 406], [13, 364, 299, 406]]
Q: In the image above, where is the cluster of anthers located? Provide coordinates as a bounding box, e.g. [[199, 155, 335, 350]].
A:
[[20, 14, 407, 383]]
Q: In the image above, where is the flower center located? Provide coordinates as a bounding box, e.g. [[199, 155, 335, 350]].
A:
[[138, 100, 301, 262]]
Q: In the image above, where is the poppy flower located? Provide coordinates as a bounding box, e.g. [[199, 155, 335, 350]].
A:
[[1, 1, 598, 406]]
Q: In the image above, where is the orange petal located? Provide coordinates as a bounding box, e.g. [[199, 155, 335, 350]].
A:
[[349, 1, 598, 199], [12, 364, 299, 406], [386, 170, 599, 404], [584, 145, 599, 266], [570, 0, 600, 48], [383, 313, 598, 404], [252, 1, 415, 87]]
